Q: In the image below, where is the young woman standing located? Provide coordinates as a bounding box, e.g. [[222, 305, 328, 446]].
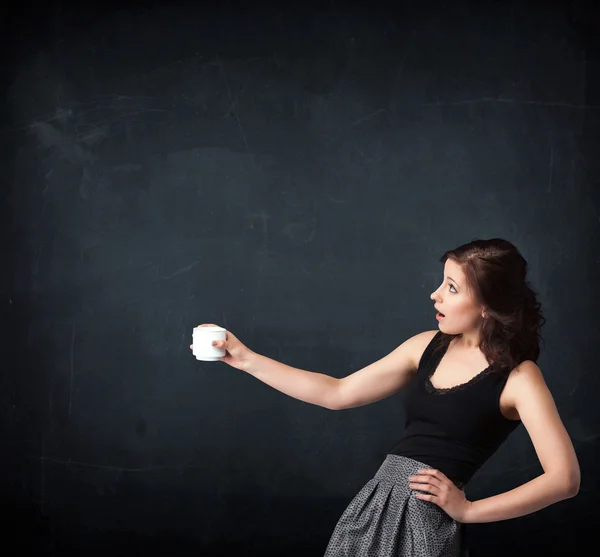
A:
[[192, 238, 580, 556]]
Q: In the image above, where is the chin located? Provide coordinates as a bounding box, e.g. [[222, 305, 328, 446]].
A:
[[437, 321, 460, 335]]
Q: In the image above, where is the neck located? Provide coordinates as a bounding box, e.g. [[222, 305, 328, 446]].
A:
[[458, 331, 481, 349]]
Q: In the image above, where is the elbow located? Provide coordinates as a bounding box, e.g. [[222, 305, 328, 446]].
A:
[[547, 467, 580, 499], [325, 381, 344, 411], [325, 398, 343, 411], [566, 474, 580, 498], [564, 483, 579, 499], [561, 469, 581, 498]]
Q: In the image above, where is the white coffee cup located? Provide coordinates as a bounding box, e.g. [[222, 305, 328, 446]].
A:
[[192, 326, 227, 361]]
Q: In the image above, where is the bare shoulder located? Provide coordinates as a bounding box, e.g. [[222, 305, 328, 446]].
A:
[[333, 329, 438, 410], [503, 359, 548, 406], [408, 329, 439, 368], [500, 359, 580, 492]]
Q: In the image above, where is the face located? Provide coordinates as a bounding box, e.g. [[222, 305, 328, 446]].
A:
[[430, 259, 485, 336]]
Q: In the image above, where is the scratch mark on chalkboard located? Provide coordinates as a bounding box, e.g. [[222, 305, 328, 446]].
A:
[[33, 245, 44, 275], [216, 53, 249, 151], [7, 95, 158, 135], [78, 122, 110, 146], [419, 98, 600, 109], [352, 109, 387, 127], [30, 121, 96, 165], [325, 193, 347, 204], [112, 163, 142, 173], [422, 271, 440, 290], [394, 29, 416, 88], [357, 143, 385, 164], [178, 330, 185, 355], [34, 456, 205, 472], [223, 74, 251, 119], [224, 97, 239, 118], [89, 93, 159, 102], [354, 145, 372, 163], [588, 196, 600, 223], [69, 325, 75, 420], [379, 208, 390, 257], [548, 147, 554, 193], [40, 437, 45, 512], [161, 261, 199, 280], [249, 212, 271, 250]]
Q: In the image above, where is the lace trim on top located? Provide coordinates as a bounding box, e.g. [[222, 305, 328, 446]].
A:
[[425, 364, 497, 395]]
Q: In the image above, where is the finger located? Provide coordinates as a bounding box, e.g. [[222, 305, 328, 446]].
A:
[[410, 482, 442, 495], [198, 323, 219, 327], [415, 468, 438, 476], [414, 492, 437, 503], [415, 469, 449, 483], [212, 340, 227, 348], [409, 471, 444, 484], [416, 468, 446, 477], [410, 475, 444, 489]]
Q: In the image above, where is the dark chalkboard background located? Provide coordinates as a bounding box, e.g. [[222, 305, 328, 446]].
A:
[[2, 0, 599, 555]]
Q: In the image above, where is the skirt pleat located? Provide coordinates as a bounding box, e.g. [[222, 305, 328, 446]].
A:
[[323, 454, 464, 557]]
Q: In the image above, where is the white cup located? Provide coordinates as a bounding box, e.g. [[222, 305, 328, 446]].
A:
[[192, 326, 227, 361]]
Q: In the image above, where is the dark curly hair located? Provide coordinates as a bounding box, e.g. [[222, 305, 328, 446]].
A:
[[432, 238, 546, 373]]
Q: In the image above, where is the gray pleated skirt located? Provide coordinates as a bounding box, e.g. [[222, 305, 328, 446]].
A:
[[323, 454, 466, 557]]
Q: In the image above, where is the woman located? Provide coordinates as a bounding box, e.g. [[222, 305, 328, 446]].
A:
[[191, 238, 580, 556]]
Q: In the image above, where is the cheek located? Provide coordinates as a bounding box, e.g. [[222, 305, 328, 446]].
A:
[[450, 300, 475, 318]]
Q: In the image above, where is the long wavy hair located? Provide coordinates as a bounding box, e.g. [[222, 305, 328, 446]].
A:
[[432, 238, 546, 373]]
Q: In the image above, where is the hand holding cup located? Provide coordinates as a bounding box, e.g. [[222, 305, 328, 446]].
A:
[[190, 324, 254, 371]]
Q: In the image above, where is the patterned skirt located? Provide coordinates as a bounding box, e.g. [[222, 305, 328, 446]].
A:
[[323, 454, 467, 557]]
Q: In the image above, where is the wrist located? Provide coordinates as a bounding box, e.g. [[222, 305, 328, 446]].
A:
[[242, 350, 261, 374], [462, 500, 476, 523]]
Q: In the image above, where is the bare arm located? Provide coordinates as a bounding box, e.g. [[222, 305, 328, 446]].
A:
[[332, 330, 437, 410], [245, 353, 340, 409], [465, 361, 580, 523], [244, 330, 436, 411]]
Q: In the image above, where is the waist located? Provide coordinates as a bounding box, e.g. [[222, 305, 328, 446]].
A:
[[389, 435, 492, 486]]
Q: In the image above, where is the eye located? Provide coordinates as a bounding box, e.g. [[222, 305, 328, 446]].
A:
[[449, 284, 457, 293]]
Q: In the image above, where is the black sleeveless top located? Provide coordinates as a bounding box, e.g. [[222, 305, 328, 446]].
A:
[[389, 331, 522, 486]]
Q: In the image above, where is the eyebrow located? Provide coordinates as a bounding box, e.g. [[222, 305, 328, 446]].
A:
[[447, 276, 460, 287]]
